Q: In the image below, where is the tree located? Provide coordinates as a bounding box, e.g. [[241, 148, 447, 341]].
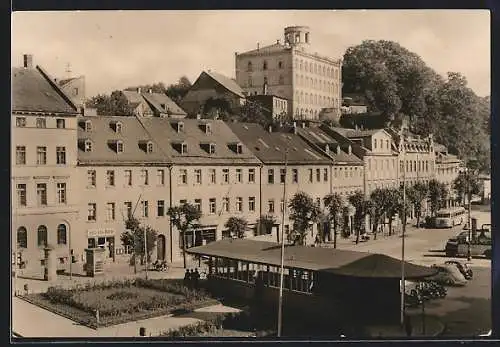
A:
[[324, 192, 344, 248], [288, 192, 321, 246], [368, 188, 389, 240], [406, 182, 429, 227], [225, 217, 248, 239], [384, 188, 403, 236], [166, 76, 192, 104], [428, 179, 448, 216], [167, 203, 202, 268], [85, 90, 135, 116], [348, 191, 370, 244], [239, 100, 274, 128], [121, 217, 158, 271], [453, 171, 480, 206]]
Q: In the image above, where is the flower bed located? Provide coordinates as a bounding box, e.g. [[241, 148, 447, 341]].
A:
[[19, 279, 218, 329]]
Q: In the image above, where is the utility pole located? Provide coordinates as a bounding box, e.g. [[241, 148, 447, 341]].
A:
[[400, 129, 407, 327], [277, 149, 288, 337]]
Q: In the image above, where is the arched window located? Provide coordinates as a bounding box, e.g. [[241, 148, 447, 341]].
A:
[[305, 32, 309, 43], [17, 227, 27, 248], [279, 75, 284, 84], [57, 224, 67, 245], [37, 225, 47, 247], [314, 64, 317, 74], [263, 61, 268, 70], [116, 140, 124, 153], [323, 66, 326, 75], [247, 61, 253, 72], [278, 61, 283, 69]]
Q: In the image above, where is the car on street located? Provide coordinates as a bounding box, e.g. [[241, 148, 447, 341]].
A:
[[445, 230, 491, 258], [444, 260, 473, 279], [428, 264, 468, 286]]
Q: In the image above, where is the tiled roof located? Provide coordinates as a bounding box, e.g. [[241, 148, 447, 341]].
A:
[[332, 127, 382, 138], [137, 118, 261, 165], [12, 66, 78, 114], [77, 116, 171, 165], [204, 71, 245, 98], [238, 43, 289, 56], [228, 123, 332, 165], [296, 128, 364, 165], [123, 90, 186, 116]]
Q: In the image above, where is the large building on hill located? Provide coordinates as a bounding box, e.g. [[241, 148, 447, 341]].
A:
[[12, 54, 81, 273], [235, 26, 343, 121]]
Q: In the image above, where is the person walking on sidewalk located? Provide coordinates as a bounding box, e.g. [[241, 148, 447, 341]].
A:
[[193, 268, 200, 289], [183, 269, 190, 288]]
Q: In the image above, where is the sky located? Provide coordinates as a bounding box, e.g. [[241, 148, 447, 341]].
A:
[[11, 10, 490, 98]]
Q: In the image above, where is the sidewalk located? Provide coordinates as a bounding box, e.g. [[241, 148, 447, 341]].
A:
[[13, 296, 241, 338]]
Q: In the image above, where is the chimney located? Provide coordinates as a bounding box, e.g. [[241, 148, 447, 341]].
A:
[[137, 87, 142, 93], [23, 54, 33, 69]]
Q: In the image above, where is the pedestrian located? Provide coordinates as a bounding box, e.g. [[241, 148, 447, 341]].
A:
[[404, 314, 412, 337], [183, 269, 190, 287], [189, 269, 195, 289], [194, 268, 201, 289]]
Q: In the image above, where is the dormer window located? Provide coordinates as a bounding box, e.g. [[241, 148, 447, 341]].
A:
[[176, 122, 184, 133], [115, 122, 122, 133], [147, 141, 154, 153], [325, 144, 330, 154], [85, 120, 92, 132], [160, 103, 166, 110], [336, 145, 341, 155], [201, 123, 212, 134], [173, 142, 188, 154], [84, 140, 92, 152], [117, 140, 124, 153], [181, 143, 188, 154], [209, 143, 216, 154]]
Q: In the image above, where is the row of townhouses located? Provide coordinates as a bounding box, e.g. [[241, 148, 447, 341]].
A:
[[12, 49, 461, 273]]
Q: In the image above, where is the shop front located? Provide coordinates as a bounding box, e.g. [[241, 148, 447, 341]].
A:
[[87, 228, 116, 263]]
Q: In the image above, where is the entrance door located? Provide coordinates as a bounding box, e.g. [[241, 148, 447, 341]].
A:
[[157, 235, 166, 261]]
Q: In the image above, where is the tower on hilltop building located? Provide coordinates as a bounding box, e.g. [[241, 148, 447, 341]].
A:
[[284, 26, 311, 51]]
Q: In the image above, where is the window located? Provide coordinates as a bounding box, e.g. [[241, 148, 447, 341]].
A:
[[278, 61, 283, 69], [236, 197, 243, 212], [141, 201, 149, 218], [85, 140, 92, 152], [309, 169, 313, 183], [264, 76, 268, 85], [292, 169, 298, 183], [176, 122, 184, 133], [209, 143, 216, 154], [123, 170, 132, 186], [268, 199, 275, 213], [147, 142, 154, 153], [157, 200, 165, 217], [204, 123, 212, 134], [236, 169, 242, 183], [87, 170, 96, 187], [247, 61, 253, 72], [16, 117, 26, 127], [263, 61, 268, 70], [17, 184, 27, 207], [222, 197, 229, 212], [249, 197, 255, 212], [106, 170, 115, 186], [141, 169, 149, 185], [179, 143, 188, 154], [36, 146, 47, 165], [124, 201, 132, 218], [85, 120, 92, 132], [36, 118, 46, 128], [56, 183, 67, 204], [16, 146, 26, 165], [37, 225, 48, 247], [74, 87, 79, 95], [17, 227, 27, 248], [248, 77, 253, 87], [106, 202, 115, 221], [56, 146, 66, 165], [115, 122, 122, 133], [157, 169, 165, 185], [248, 169, 255, 183], [236, 143, 243, 154], [316, 169, 321, 182], [87, 203, 96, 221], [374, 140, 377, 149], [223, 169, 229, 183], [323, 168, 328, 182], [117, 141, 124, 153], [36, 183, 47, 206], [194, 199, 202, 212], [268, 169, 274, 184], [56, 119, 66, 129], [386, 140, 389, 149], [179, 169, 188, 184], [195, 169, 202, 184], [209, 198, 216, 214], [209, 169, 216, 184], [280, 169, 286, 183]]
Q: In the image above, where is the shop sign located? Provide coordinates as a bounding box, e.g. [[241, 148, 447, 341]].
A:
[[87, 228, 115, 238]]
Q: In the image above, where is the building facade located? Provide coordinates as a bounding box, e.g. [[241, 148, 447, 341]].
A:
[[12, 55, 81, 273], [434, 143, 462, 208], [235, 26, 342, 121], [122, 89, 187, 118], [246, 94, 289, 120], [181, 70, 246, 116]]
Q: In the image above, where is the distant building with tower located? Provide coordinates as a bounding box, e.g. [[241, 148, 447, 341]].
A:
[[235, 26, 343, 121]]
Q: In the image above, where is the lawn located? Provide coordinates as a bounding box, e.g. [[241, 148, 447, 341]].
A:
[[20, 279, 218, 329]]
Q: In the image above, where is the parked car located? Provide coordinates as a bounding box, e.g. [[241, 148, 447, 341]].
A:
[[445, 231, 491, 258], [428, 264, 468, 286], [444, 260, 473, 279]]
